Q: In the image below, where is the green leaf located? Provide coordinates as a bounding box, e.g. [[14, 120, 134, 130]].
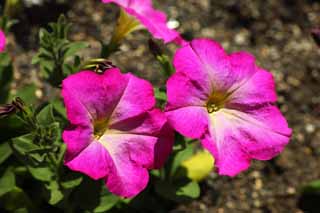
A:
[[93, 188, 120, 212], [51, 98, 67, 120], [36, 104, 55, 126], [61, 174, 83, 189], [303, 180, 320, 193], [13, 208, 28, 213], [46, 181, 64, 205], [0, 142, 12, 164], [1, 187, 32, 211], [170, 144, 194, 177], [0, 168, 16, 197], [11, 134, 39, 154], [12, 84, 37, 105], [0, 53, 13, 103], [64, 42, 88, 58], [154, 87, 167, 102], [28, 166, 54, 182], [155, 180, 200, 202], [176, 181, 200, 199]]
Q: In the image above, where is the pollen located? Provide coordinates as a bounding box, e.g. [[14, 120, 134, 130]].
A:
[[206, 92, 227, 113]]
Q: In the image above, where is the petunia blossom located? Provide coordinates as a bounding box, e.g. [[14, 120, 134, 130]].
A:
[[102, 0, 185, 45], [62, 68, 173, 197], [165, 38, 292, 176], [0, 30, 6, 52]]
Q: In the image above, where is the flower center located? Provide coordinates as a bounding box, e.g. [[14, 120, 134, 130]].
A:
[[94, 119, 109, 140], [206, 92, 227, 113]]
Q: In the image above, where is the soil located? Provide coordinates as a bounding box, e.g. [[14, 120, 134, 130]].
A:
[[5, 0, 320, 212]]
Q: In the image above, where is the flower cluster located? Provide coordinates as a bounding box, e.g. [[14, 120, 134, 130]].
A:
[[62, 0, 292, 197]]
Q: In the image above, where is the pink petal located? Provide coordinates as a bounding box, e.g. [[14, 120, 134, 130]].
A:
[[201, 133, 250, 176], [166, 72, 209, 110], [226, 67, 277, 107], [109, 72, 155, 125], [174, 39, 262, 93], [65, 141, 111, 180], [201, 105, 291, 176], [110, 109, 174, 168], [0, 30, 6, 52], [62, 68, 129, 124], [102, 0, 185, 45], [62, 125, 93, 161], [165, 106, 209, 139], [153, 122, 174, 168], [99, 133, 157, 197], [62, 69, 155, 126]]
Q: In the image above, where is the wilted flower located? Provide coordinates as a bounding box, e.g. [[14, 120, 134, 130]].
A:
[[102, 0, 185, 45], [0, 30, 6, 52], [62, 68, 173, 197], [165, 39, 292, 176]]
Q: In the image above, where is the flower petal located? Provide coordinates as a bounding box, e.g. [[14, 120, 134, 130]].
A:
[[62, 125, 93, 161], [174, 39, 261, 93], [62, 68, 129, 125], [166, 72, 209, 110], [0, 30, 6, 52], [201, 132, 250, 176], [109, 72, 155, 125], [165, 106, 209, 139], [102, 0, 185, 45], [226, 67, 277, 106], [65, 141, 111, 180], [202, 105, 291, 176], [110, 109, 174, 168], [99, 133, 157, 197]]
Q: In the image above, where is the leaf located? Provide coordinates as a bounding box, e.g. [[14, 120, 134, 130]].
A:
[[12, 84, 37, 105], [0, 168, 16, 197], [46, 181, 64, 205], [36, 104, 55, 126], [93, 188, 120, 213], [1, 187, 32, 211], [0, 142, 12, 164], [64, 42, 88, 58], [51, 98, 67, 120], [11, 134, 39, 154], [154, 87, 167, 102], [155, 180, 200, 202], [28, 166, 54, 182], [0, 53, 13, 103], [170, 144, 194, 177], [61, 174, 83, 189], [176, 181, 200, 199], [303, 180, 320, 194]]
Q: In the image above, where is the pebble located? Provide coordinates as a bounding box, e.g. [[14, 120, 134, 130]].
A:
[[305, 124, 316, 133]]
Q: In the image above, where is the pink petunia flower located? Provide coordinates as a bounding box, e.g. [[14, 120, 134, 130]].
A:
[[0, 30, 6, 52], [165, 39, 292, 176], [102, 0, 186, 45], [62, 68, 173, 197]]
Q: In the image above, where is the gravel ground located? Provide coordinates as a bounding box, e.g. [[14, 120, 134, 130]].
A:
[[6, 0, 320, 212]]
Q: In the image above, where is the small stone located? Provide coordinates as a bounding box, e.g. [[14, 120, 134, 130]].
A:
[[167, 19, 180, 29], [35, 89, 43, 98], [254, 179, 263, 190], [305, 124, 315, 133], [253, 200, 261, 208], [287, 187, 296, 195]]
